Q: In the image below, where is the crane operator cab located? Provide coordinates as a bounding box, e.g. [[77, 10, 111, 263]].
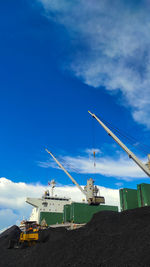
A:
[[84, 178, 105, 205]]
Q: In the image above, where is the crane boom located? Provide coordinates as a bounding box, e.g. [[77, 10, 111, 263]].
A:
[[88, 111, 150, 177], [45, 149, 86, 196]]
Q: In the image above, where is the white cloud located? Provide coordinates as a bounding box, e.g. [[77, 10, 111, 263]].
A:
[[0, 177, 119, 230], [39, 151, 148, 180], [0, 178, 44, 230], [38, 0, 150, 127], [0, 209, 19, 231]]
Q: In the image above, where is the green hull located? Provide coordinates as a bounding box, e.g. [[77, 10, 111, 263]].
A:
[[119, 184, 150, 211], [40, 203, 118, 225], [137, 183, 150, 207], [40, 212, 63, 225], [63, 204, 71, 223], [119, 188, 138, 211], [69, 203, 118, 224]]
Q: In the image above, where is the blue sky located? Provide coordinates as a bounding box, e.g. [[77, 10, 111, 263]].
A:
[[0, 0, 150, 192]]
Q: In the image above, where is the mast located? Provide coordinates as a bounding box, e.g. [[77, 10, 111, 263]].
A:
[[88, 111, 150, 177]]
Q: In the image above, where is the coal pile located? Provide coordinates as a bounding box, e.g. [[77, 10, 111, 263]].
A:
[[0, 225, 21, 247], [1, 207, 150, 267]]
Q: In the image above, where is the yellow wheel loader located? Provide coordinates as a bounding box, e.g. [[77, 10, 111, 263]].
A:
[[8, 221, 43, 249]]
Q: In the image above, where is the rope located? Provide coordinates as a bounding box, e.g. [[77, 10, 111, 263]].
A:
[[99, 117, 150, 155]]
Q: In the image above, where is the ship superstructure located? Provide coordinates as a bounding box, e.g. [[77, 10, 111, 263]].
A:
[[26, 180, 72, 225]]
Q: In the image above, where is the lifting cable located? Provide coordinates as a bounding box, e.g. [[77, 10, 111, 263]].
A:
[[92, 116, 96, 168], [57, 156, 81, 174], [100, 117, 150, 156]]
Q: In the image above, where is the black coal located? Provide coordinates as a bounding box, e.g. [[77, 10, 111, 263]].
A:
[[1, 207, 150, 267]]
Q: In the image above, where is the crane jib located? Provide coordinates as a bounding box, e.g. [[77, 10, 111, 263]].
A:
[[88, 111, 150, 177]]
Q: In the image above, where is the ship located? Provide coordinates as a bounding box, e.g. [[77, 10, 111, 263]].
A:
[[26, 150, 118, 226]]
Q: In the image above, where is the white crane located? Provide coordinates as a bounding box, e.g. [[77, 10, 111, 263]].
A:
[[88, 111, 150, 177], [45, 149, 105, 205]]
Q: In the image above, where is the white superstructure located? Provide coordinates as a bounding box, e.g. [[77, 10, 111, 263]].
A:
[[26, 180, 72, 223], [29, 207, 39, 222]]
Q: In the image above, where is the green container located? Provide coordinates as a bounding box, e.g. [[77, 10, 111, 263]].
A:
[[137, 183, 150, 207], [119, 188, 138, 211], [70, 202, 118, 224], [63, 204, 71, 223], [40, 212, 63, 226]]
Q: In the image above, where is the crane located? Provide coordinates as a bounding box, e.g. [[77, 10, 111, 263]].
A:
[[45, 149, 105, 205], [88, 111, 150, 177]]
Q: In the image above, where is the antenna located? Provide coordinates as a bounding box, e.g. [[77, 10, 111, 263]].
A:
[[48, 180, 56, 197]]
